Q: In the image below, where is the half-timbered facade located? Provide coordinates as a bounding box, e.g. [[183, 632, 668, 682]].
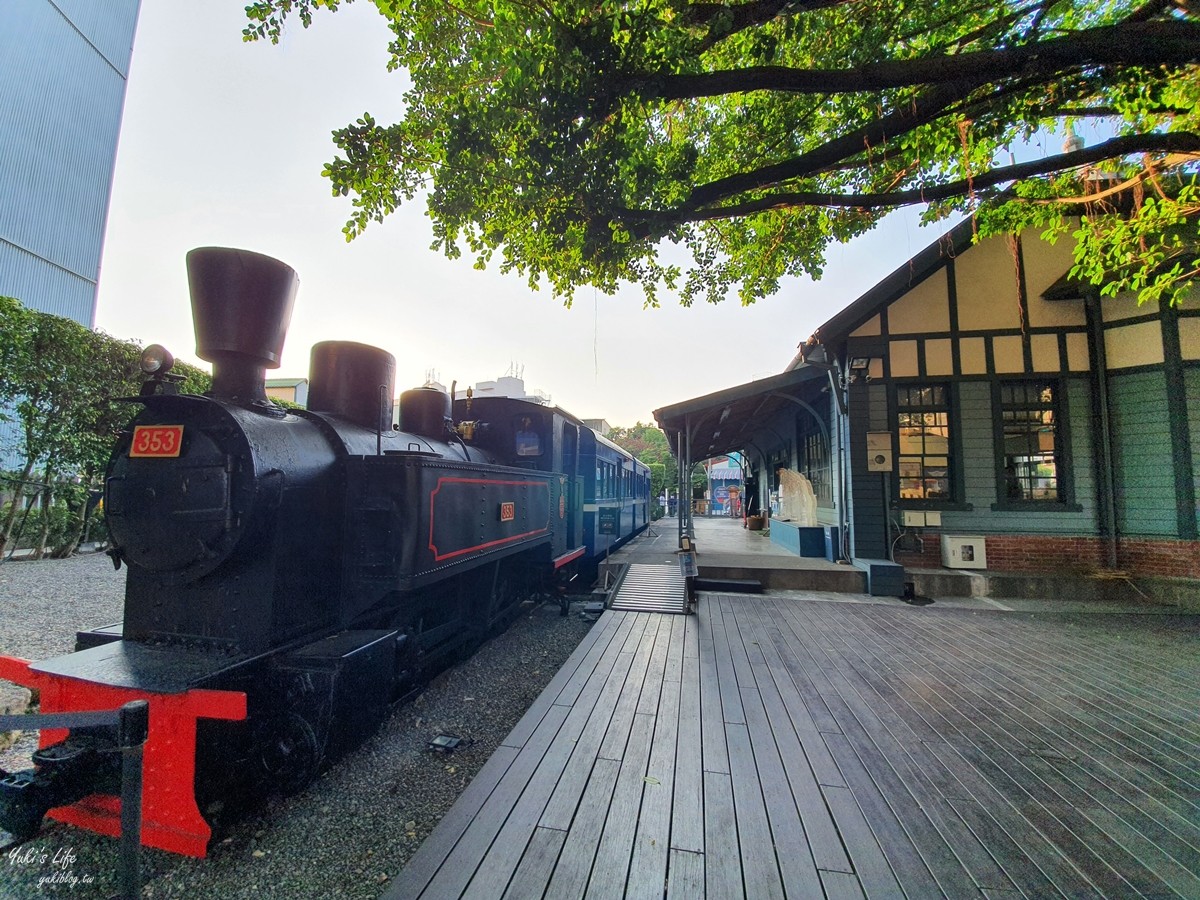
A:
[[656, 219, 1200, 587]]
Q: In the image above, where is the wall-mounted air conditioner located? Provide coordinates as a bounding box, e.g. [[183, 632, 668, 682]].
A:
[[941, 535, 987, 569]]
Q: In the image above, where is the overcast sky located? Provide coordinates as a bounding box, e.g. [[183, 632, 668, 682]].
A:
[[96, 0, 955, 426]]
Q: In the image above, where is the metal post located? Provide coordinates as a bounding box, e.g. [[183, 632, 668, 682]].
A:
[[683, 422, 694, 544], [117, 700, 149, 900], [1085, 293, 1118, 567], [676, 431, 685, 548], [705, 459, 713, 518]]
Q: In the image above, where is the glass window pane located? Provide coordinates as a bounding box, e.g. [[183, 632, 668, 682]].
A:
[[893, 382, 952, 500], [999, 381, 1060, 502]]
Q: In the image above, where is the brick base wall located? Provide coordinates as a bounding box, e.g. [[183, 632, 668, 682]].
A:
[[975, 535, 1108, 574], [893, 533, 1200, 580], [1116, 538, 1200, 580], [891, 540, 942, 570]]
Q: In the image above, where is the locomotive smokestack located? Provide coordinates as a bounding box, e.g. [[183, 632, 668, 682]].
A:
[[186, 247, 299, 402], [308, 341, 397, 432]]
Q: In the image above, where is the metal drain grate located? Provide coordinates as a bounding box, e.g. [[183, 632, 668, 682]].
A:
[[609, 564, 690, 614]]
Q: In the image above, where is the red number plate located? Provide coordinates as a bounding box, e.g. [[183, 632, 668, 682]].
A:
[[130, 425, 184, 458], [499, 501, 516, 522]]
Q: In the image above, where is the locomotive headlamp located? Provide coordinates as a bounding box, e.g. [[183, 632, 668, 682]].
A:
[[140, 344, 175, 376]]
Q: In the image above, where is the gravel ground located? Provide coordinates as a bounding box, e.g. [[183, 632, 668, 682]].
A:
[[0, 553, 595, 898]]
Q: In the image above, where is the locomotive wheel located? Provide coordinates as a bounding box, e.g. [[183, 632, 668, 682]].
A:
[[487, 575, 515, 633], [259, 713, 321, 796]]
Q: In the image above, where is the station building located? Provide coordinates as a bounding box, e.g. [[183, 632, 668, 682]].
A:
[[655, 219, 1200, 593]]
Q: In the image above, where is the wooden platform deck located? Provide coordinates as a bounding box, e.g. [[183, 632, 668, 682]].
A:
[[384, 594, 1200, 899]]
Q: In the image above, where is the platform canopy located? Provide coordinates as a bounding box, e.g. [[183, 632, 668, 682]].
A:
[[653, 365, 830, 462], [705, 462, 743, 481]]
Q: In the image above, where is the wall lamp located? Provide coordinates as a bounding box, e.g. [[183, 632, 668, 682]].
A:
[[847, 356, 876, 384]]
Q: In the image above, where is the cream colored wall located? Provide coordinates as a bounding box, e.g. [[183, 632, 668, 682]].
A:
[[1065, 332, 1090, 371], [890, 340, 919, 377], [882, 233, 1085, 378], [925, 339, 954, 376], [959, 337, 987, 374], [887, 270, 950, 334], [993, 334, 1025, 373], [868, 231, 1192, 380], [1100, 291, 1149, 322], [1105, 320, 1165, 369], [953, 236, 1022, 330], [1022, 228, 1086, 328], [1030, 333, 1060, 372], [851, 314, 881, 337], [1180, 317, 1200, 361]]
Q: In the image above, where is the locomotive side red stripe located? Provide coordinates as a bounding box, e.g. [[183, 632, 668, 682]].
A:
[[430, 527, 551, 562], [553, 546, 586, 569], [427, 476, 552, 562]]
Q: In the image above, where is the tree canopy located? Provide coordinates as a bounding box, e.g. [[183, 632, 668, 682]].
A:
[[0, 297, 211, 557], [246, 0, 1200, 306], [607, 422, 676, 498]]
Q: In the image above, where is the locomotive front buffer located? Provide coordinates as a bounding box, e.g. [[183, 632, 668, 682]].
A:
[[0, 651, 247, 857], [0, 626, 397, 857]]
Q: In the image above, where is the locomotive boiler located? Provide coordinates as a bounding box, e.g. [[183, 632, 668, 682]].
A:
[[0, 247, 645, 856]]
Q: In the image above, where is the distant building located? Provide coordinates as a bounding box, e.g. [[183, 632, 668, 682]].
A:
[[702, 454, 744, 517], [471, 375, 550, 405], [582, 418, 611, 437], [265, 378, 309, 407], [0, 0, 139, 324], [0, 0, 141, 466]]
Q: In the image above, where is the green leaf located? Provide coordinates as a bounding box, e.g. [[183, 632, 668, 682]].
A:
[[247, 0, 1199, 306]]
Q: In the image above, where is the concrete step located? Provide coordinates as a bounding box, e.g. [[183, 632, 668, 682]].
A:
[[909, 568, 1200, 609], [697, 562, 865, 593]]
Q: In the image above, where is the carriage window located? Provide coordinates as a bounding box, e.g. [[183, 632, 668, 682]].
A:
[[514, 416, 541, 456]]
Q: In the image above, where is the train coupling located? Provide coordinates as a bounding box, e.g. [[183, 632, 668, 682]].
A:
[[0, 731, 120, 841]]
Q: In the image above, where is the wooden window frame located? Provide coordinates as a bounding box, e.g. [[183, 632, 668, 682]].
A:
[[990, 378, 1079, 511]]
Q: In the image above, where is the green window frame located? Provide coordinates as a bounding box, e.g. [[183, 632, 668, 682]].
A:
[[995, 380, 1064, 505], [896, 383, 954, 501], [801, 428, 833, 506]]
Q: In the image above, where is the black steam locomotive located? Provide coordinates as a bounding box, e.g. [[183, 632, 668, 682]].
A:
[[0, 247, 648, 856]]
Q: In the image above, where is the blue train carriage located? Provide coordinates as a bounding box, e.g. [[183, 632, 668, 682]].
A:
[[579, 426, 651, 570]]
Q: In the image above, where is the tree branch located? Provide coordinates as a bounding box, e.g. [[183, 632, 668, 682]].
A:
[[636, 20, 1200, 101], [618, 133, 1200, 227], [687, 78, 987, 207], [1029, 152, 1200, 204], [803, 71, 1094, 178], [680, 0, 851, 41]]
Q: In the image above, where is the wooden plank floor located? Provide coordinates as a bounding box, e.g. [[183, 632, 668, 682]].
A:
[[383, 595, 1200, 899]]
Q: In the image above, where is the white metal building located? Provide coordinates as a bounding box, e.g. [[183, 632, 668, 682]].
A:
[[0, 0, 140, 464], [0, 0, 140, 323]]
